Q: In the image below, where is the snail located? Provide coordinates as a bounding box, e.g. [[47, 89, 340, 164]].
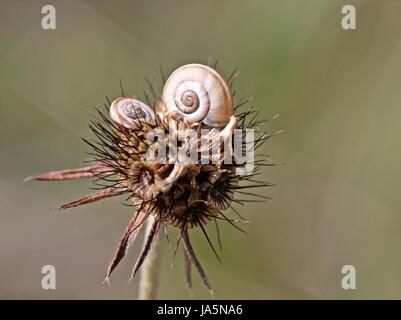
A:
[[162, 63, 234, 127], [110, 97, 156, 129]]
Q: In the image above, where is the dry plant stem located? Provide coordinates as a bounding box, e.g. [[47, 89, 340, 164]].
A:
[[138, 215, 163, 300]]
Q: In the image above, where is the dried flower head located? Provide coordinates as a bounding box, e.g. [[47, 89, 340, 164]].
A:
[[28, 62, 277, 292]]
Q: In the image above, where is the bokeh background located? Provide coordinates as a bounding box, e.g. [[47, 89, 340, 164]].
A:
[[1, 0, 401, 299]]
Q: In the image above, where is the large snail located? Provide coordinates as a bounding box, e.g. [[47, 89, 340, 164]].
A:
[[162, 63, 234, 127]]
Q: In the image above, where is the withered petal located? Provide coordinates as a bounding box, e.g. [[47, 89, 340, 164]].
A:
[[182, 227, 213, 292], [58, 187, 126, 210], [131, 216, 161, 278], [105, 207, 148, 282], [25, 162, 112, 182], [183, 248, 192, 290]]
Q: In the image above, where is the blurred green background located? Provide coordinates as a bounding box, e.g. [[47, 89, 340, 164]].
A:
[[1, 0, 401, 299]]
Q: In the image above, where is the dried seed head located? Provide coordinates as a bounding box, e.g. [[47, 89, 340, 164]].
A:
[[29, 62, 276, 292]]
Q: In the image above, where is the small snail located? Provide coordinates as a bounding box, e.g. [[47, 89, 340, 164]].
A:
[[110, 97, 156, 128], [162, 63, 234, 128]]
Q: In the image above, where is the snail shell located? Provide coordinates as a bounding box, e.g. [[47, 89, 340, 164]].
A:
[[162, 64, 234, 128], [110, 97, 156, 128]]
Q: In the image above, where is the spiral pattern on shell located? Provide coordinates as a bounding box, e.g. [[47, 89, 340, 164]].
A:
[[110, 98, 155, 128], [163, 64, 234, 127]]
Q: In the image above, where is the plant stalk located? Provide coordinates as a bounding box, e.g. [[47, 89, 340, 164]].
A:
[[137, 215, 162, 300]]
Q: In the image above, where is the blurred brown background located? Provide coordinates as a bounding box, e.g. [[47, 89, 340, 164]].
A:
[[1, 0, 401, 299]]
